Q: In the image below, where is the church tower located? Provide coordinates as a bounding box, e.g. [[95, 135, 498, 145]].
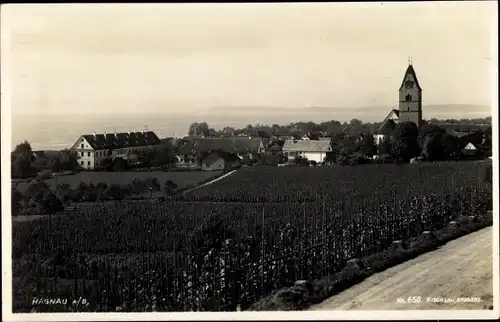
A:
[[398, 60, 423, 126]]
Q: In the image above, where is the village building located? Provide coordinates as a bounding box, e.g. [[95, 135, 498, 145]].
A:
[[375, 61, 490, 147], [375, 61, 423, 143], [201, 150, 241, 171], [70, 130, 162, 170], [175, 137, 265, 167], [282, 139, 332, 163]]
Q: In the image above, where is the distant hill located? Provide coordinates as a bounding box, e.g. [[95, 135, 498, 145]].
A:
[[206, 104, 491, 124]]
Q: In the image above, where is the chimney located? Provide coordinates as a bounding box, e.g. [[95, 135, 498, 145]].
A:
[[92, 132, 96, 138], [128, 129, 131, 135], [104, 132, 107, 136], [114, 132, 118, 138]]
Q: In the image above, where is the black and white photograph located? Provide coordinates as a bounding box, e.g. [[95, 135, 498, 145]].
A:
[[1, 2, 498, 320]]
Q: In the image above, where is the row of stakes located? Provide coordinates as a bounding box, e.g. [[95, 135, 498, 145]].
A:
[[288, 215, 482, 294]]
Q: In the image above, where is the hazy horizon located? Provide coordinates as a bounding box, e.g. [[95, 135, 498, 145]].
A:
[[3, 2, 496, 117], [3, 2, 496, 150]]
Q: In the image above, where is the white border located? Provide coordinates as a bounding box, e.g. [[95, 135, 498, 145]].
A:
[[1, 2, 499, 321]]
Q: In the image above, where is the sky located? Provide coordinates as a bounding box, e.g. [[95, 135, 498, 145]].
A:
[[2, 2, 497, 116]]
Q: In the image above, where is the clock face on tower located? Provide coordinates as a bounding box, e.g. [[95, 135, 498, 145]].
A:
[[405, 80, 414, 89]]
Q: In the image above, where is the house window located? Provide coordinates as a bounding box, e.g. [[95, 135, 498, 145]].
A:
[[81, 152, 84, 157], [80, 161, 84, 165], [88, 152, 91, 157], [405, 94, 412, 102], [81, 144, 84, 148], [87, 161, 91, 166]]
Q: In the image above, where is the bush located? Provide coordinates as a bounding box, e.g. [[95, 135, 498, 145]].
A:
[[484, 163, 492, 184]]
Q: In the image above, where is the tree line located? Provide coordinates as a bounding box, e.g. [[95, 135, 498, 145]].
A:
[[12, 177, 180, 216], [325, 121, 492, 165], [11, 141, 178, 179], [187, 116, 491, 138]]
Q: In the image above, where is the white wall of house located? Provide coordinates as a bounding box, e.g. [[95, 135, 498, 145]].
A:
[[373, 134, 386, 145], [303, 152, 326, 163], [284, 151, 326, 163], [71, 135, 161, 170], [73, 137, 96, 169], [201, 158, 225, 171]]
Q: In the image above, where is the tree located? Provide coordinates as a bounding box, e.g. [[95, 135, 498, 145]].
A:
[[350, 118, 363, 127], [357, 134, 377, 158], [483, 126, 492, 156], [441, 134, 461, 160], [164, 180, 178, 196], [104, 184, 126, 201], [336, 148, 351, 165], [188, 122, 210, 137], [146, 177, 161, 192], [12, 187, 23, 215], [384, 119, 397, 134], [377, 136, 392, 156], [13, 141, 33, 155], [60, 149, 80, 172], [242, 154, 254, 166], [12, 141, 35, 178], [113, 157, 128, 171], [417, 123, 444, 151], [52, 158, 63, 173], [391, 121, 419, 162], [55, 183, 72, 203], [24, 180, 50, 204], [221, 126, 236, 136], [41, 191, 64, 214]]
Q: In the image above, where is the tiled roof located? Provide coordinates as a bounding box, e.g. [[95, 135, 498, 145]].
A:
[[282, 139, 332, 153], [400, 64, 422, 90], [176, 137, 263, 156], [431, 123, 489, 138], [81, 131, 161, 150]]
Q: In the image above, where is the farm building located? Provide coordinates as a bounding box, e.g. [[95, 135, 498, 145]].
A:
[[70, 130, 162, 170], [282, 139, 332, 163], [272, 132, 302, 141], [175, 137, 265, 167], [201, 151, 241, 171], [429, 123, 490, 138]]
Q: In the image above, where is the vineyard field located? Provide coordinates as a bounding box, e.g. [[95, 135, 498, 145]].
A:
[[12, 161, 492, 312]]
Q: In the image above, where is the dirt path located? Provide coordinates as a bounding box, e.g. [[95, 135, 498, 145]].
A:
[[311, 227, 494, 310], [183, 169, 237, 194]]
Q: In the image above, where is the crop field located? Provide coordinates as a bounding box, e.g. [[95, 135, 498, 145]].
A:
[[14, 170, 222, 198], [12, 162, 492, 312]]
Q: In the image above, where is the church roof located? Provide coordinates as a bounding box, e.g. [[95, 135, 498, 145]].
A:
[[400, 64, 422, 90]]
